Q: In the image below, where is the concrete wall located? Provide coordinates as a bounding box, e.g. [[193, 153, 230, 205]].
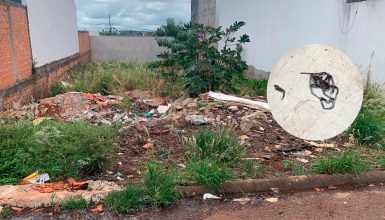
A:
[[90, 36, 165, 63], [213, 0, 385, 81], [26, 0, 79, 67], [0, 0, 32, 90]]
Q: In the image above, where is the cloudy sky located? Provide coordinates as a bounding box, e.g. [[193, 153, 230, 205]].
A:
[[75, 0, 191, 31]]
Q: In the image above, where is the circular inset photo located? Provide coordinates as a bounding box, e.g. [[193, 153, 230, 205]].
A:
[[267, 44, 363, 141]]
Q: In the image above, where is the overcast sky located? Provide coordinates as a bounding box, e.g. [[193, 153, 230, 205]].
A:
[[75, 0, 191, 31]]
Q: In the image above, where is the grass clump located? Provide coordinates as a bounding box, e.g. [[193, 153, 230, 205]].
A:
[[60, 198, 90, 210], [103, 185, 145, 214], [0, 120, 119, 185], [240, 160, 265, 178], [103, 163, 179, 214], [350, 81, 385, 147], [311, 151, 371, 175], [237, 79, 268, 97], [0, 207, 13, 218], [191, 129, 244, 165], [50, 83, 67, 97], [292, 163, 306, 176], [188, 159, 233, 192]]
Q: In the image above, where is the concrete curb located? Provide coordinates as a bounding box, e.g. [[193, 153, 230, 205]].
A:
[[178, 171, 385, 195]]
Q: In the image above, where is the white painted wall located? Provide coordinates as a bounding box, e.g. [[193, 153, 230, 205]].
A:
[[217, 0, 385, 81], [26, 0, 79, 67]]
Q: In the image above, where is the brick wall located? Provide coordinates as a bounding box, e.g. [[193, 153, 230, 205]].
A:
[[0, 0, 91, 110]]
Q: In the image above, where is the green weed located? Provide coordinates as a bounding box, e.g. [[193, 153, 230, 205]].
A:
[[283, 160, 292, 169], [60, 198, 90, 210], [0, 207, 13, 218], [0, 120, 119, 185], [240, 160, 265, 178], [350, 81, 385, 147], [188, 159, 234, 192], [237, 79, 268, 97], [191, 129, 244, 166], [50, 83, 67, 97], [292, 163, 306, 176], [311, 151, 371, 175], [103, 186, 145, 214]]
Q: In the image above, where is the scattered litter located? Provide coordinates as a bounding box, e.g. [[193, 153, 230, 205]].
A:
[[178, 164, 186, 169], [159, 152, 170, 159], [271, 188, 279, 194], [20, 172, 49, 184], [306, 141, 336, 148], [203, 193, 221, 200], [188, 115, 208, 125], [314, 187, 325, 192], [11, 206, 24, 212], [233, 197, 251, 204], [144, 97, 166, 107], [265, 197, 278, 203], [91, 203, 103, 213], [368, 184, 376, 187], [328, 186, 337, 190], [157, 105, 171, 115], [228, 106, 239, 111], [292, 150, 312, 157], [208, 91, 270, 110], [296, 158, 309, 163], [143, 139, 154, 149]]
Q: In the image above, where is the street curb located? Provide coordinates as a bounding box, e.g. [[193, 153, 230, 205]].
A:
[[178, 171, 385, 195]]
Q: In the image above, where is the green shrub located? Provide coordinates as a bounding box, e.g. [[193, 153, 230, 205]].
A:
[[50, 83, 67, 97], [311, 151, 371, 175], [103, 186, 145, 214], [350, 81, 385, 147], [153, 21, 250, 97], [240, 160, 265, 178], [188, 159, 234, 192], [0, 120, 119, 185], [376, 155, 385, 169], [60, 198, 90, 210], [191, 129, 244, 165]]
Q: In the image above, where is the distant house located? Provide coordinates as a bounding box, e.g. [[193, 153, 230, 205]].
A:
[[192, 0, 385, 81]]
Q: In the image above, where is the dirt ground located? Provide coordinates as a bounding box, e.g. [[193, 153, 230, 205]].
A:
[[14, 185, 385, 219]]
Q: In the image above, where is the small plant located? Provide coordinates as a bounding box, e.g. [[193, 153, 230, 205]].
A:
[[283, 160, 292, 169], [32, 59, 37, 75], [292, 163, 306, 176], [311, 151, 371, 175], [376, 155, 385, 169], [118, 96, 132, 110], [143, 163, 179, 208], [190, 128, 244, 166], [60, 198, 89, 210], [240, 160, 265, 178], [103, 186, 145, 214], [50, 83, 67, 97], [188, 159, 234, 192], [0, 207, 13, 218]]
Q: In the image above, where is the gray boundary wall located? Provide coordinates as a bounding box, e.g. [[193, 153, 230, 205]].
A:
[[90, 36, 165, 63]]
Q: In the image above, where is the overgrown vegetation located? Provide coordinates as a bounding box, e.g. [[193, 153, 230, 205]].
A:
[[292, 163, 306, 176], [103, 163, 179, 214], [350, 81, 385, 147], [50, 83, 66, 97], [240, 160, 265, 178], [155, 17, 182, 37], [0, 120, 119, 185], [60, 198, 90, 210], [65, 62, 184, 97], [311, 151, 371, 175], [152, 21, 251, 96], [0, 207, 13, 218]]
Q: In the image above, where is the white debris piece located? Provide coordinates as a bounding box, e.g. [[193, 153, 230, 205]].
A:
[[208, 91, 270, 110]]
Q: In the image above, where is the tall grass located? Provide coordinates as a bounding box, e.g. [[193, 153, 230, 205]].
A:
[[350, 81, 385, 147], [0, 120, 119, 185], [65, 62, 184, 97]]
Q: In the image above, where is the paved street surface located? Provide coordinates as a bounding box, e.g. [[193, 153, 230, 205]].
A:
[[205, 186, 385, 220]]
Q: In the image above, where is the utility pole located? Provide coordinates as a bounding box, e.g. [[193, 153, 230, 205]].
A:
[[108, 15, 112, 34]]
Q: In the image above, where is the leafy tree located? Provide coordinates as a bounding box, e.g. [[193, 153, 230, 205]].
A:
[[155, 18, 182, 37], [152, 21, 250, 96]]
